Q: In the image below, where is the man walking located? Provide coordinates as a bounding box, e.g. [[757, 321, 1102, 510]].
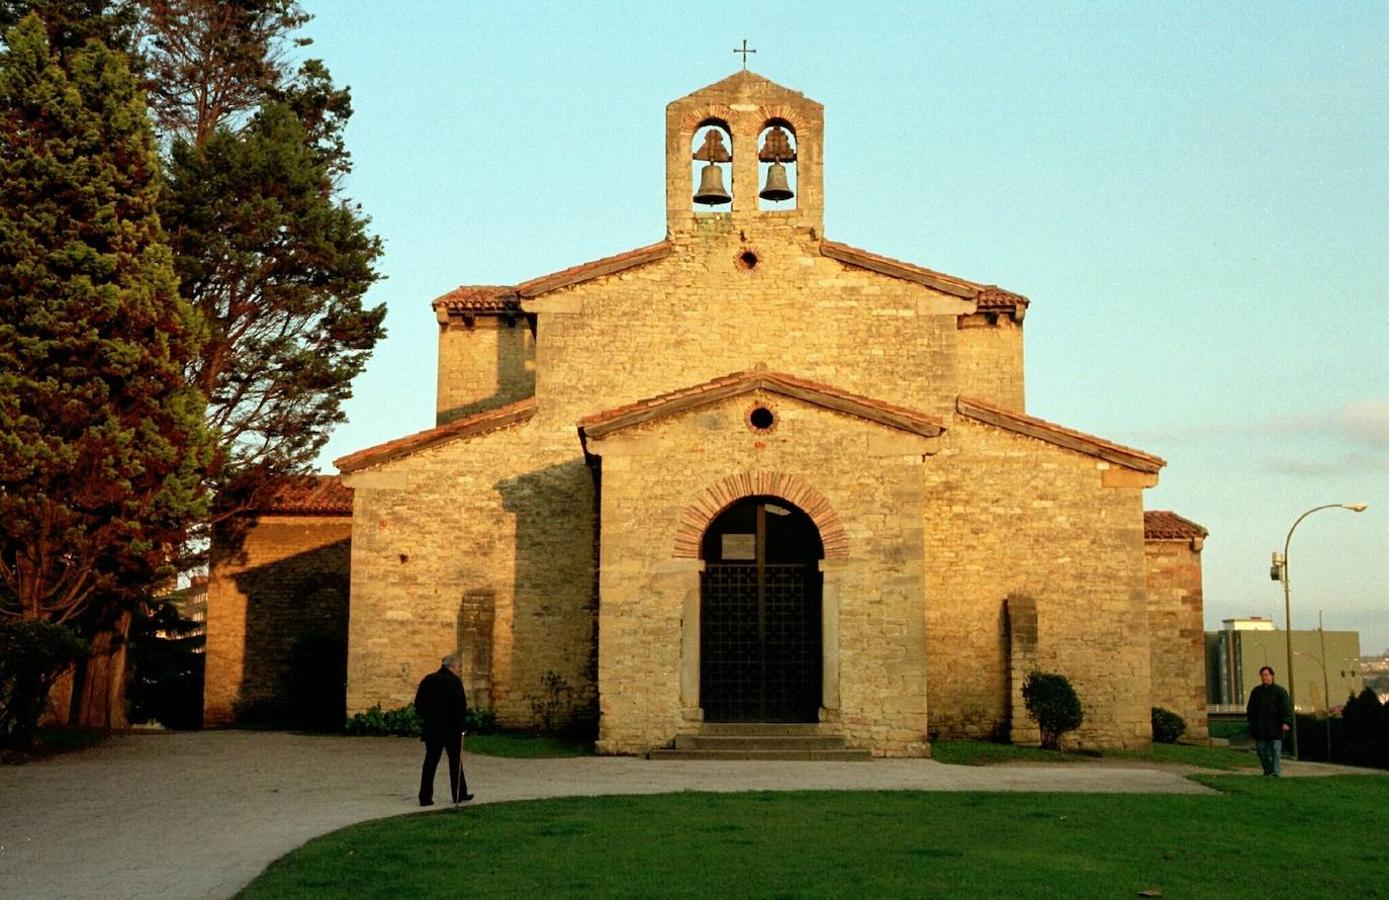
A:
[[415, 654, 472, 805], [1246, 665, 1293, 776]]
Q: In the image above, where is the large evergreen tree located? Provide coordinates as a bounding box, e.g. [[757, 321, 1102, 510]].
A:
[[146, 0, 384, 518], [0, 15, 212, 624]]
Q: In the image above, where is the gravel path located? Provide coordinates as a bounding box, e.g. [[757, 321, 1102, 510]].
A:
[[0, 731, 1308, 899]]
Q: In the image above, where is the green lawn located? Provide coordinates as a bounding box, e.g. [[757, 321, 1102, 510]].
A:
[[931, 739, 1259, 771], [464, 732, 591, 758], [930, 740, 1087, 766], [242, 777, 1389, 898]]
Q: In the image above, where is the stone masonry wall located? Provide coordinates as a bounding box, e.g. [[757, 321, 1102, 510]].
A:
[[922, 418, 1154, 749], [956, 315, 1024, 411], [1145, 539, 1210, 740], [436, 315, 534, 425], [588, 392, 932, 757], [342, 422, 596, 728], [532, 222, 971, 433], [204, 516, 352, 726]]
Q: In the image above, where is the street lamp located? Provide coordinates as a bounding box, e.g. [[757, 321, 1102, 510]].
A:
[[1274, 502, 1368, 758]]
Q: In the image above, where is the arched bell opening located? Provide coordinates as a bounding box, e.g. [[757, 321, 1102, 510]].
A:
[[757, 119, 797, 210], [691, 120, 733, 209], [699, 495, 823, 722]]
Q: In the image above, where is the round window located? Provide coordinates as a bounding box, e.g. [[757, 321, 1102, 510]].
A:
[[748, 406, 775, 430]]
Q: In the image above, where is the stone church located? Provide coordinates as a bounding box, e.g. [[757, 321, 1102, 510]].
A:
[[204, 71, 1210, 756]]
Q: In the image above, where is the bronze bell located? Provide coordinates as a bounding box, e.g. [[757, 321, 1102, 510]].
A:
[[759, 162, 793, 202], [693, 163, 731, 205]]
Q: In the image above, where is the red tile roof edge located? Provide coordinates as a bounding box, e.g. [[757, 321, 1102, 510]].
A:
[[515, 241, 673, 299], [432, 285, 519, 314], [820, 240, 1030, 313], [579, 369, 945, 441], [1144, 510, 1209, 541], [247, 474, 353, 515], [334, 398, 538, 473], [956, 396, 1166, 473]]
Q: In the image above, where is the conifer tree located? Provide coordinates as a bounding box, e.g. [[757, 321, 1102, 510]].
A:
[[0, 15, 212, 629], [147, 0, 384, 519]]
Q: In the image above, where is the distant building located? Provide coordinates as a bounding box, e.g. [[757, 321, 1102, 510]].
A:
[[1207, 622, 1363, 713]]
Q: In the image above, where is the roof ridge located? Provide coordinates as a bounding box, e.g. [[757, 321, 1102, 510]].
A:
[[957, 396, 1165, 473], [579, 369, 944, 441], [335, 398, 538, 473]]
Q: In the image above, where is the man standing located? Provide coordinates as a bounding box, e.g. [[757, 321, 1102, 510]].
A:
[[415, 654, 472, 806], [1246, 665, 1293, 776]]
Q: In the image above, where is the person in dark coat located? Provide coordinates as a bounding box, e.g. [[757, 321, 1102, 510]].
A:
[[1246, 665, 1293, 776], [415, 654, 472, 805]]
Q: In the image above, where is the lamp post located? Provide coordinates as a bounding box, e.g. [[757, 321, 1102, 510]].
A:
[[1275, 502, 1368, 758]]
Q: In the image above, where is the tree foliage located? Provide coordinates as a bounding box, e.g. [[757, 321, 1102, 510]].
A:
[[0, 13, 212, 623], [0, 619, 89, 744], [146, 0, 384, 518], [1022, 670, 1085, 751]]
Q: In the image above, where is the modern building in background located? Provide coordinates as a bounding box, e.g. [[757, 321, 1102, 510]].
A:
[[1207, 617, 1363, 713]]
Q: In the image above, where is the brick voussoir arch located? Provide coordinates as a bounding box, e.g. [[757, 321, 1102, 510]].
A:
[[673, 471, 848, 559]]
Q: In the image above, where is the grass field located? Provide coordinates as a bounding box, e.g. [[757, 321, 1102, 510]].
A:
[[241, 776, 1388, 898], [464, 732, 591, 758], [932, 739, 1260, 771]]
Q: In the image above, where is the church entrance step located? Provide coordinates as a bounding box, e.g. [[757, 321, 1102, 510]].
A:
[[699, 723, 824, 736], [673, 734, 846, 751], [647, 747, 872, 761], [647, 724, 872, 760]]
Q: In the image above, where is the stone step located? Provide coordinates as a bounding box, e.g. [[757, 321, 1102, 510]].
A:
[[647, 748, 873, 761], [698, 723, 825, 737], [674, 734, 846, 751]]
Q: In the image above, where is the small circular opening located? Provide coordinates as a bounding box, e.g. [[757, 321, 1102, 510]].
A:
[[738, 250, 759, 270], [749, 406, 775, 430]]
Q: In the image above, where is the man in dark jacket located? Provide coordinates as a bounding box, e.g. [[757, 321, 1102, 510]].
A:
[[415, 654, 472, 805], [1246, 665, 1293, 776]]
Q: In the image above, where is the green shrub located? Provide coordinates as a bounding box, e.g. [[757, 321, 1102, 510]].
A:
[[464, 707, 499, 735], [0, 620, 90, 746], [345, 703, 421, 737], [1151, 707, 1186, 744], [345, 704, 500, 737], [1022, 670, 1084, 751]]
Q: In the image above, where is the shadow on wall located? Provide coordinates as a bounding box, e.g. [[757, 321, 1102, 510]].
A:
[[438, 315, 536, 425], [231, 539, 351, 730], [495, 458, 599, 734]]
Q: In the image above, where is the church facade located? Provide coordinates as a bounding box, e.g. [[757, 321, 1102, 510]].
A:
[[205, 71, 1209, 755]]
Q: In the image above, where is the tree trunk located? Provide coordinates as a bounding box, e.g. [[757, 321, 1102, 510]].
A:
[[73, 610, 132, 729], [40, 667, 77, 727]]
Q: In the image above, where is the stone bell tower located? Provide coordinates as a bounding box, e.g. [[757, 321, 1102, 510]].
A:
[[665, 70, 825, 238]]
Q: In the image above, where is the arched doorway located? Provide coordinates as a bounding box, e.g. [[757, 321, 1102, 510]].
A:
[[700, 496, 823, 722]]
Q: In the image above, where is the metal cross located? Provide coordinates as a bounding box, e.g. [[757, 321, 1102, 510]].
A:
[[734, 39, 756, 69]]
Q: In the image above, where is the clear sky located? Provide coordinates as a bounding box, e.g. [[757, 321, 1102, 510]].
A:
[[298, 1, 1388, 657]]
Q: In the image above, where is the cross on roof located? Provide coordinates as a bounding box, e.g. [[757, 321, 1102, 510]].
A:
[[734, 39, 756, 69]]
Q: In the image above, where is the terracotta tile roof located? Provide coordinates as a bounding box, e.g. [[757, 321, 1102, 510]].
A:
[[432, 285, 519, 314], [579, 369, 945, 443], [1144, 510, 1209, 541], [515, 241, 672, 299], [248, 475, 353, 515], [819, 240, 1029, 317], [956, 396, 1165, 473], [334, 398, 537, 473]]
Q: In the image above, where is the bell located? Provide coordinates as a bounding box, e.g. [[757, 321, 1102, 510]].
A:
[[693, 163, 731, 205], [759, 162, 793, 202]]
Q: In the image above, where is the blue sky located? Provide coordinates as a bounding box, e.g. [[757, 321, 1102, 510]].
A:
[[299, 1, 1388, 656]]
